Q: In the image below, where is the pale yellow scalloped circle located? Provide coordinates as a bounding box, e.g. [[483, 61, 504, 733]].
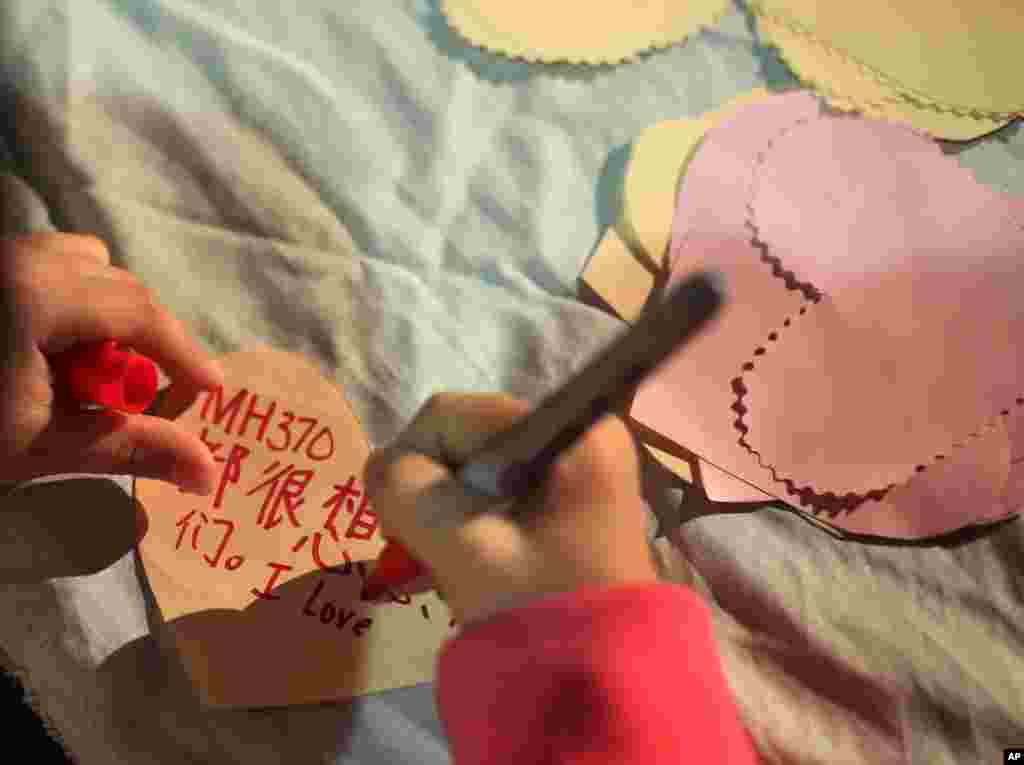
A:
[[618, 88, 772, 265], [753, 0, 1024, 116], [441, 0, 730, 64], [757, 14, 1012, 141]]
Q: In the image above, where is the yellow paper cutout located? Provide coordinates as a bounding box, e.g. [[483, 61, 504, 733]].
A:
[[137, 344, 456, 708], [441, 0, 730, 64], [756, 13, 1013, 141], [580, 226, 654, 323], [644, 444, 693, 484], [751, 0, 1024, 117], [619, 88, 771, 265]]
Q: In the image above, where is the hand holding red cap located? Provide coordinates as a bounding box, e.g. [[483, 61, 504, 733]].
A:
[[51, 340, 158, 414]]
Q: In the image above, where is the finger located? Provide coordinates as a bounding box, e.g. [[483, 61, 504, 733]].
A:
[[366, 446, 502, 527], [4, 233, 112, 266], [542, 412, 643, 506], [395, 392, 532, 465], [364, 447, 518, 570], [37, 274, 224, 393], [12, 408, 217, 495]]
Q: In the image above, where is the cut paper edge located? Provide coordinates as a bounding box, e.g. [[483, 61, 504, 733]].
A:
[[136, 342, 457, 708], [584, 93, 1022, 539], [755, 13, 1014, 141], [579, 226, 655, 323], [732, 321, 1024, 512], [749, 2, 1024, 118], [587, 228, 1023, 537], [618, 88, 775, 265], [580, 228, 770, 503], [740, 112, 1024, 500], [440, 0, 732, 65], [645, 444, 694, 485]]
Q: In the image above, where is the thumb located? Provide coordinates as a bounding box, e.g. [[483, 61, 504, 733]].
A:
[[28, 409, 216, 495]]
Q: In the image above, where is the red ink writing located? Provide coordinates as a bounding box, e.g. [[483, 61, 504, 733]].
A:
[[238, 392, 275, 443], [199, 387, 336, 461], [246, 461, 313, 530], [292, 532, 354, 575], [174, 510, 245, 570], [322, 476, 379, 542], [201, 386, 247, 434], [210, 440, 252, 510]]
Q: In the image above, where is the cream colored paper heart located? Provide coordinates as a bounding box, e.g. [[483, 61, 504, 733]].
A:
[[137, 344, 455, 708]]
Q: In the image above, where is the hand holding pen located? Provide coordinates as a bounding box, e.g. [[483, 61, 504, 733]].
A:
[[362, 272, 724, 624]]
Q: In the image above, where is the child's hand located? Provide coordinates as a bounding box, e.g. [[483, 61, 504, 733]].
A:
[[364, 392, 658, 625], [0, 233, 224, 494]]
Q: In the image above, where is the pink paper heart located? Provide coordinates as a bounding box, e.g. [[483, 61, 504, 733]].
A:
[[742, 113, 1024, 498], [631, 92, 1023, 537], [630, 92, 821, 503]]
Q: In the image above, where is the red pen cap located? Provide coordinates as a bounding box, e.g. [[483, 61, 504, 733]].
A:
[[54, 340, 158, 414], [362, 539, 427, 600]]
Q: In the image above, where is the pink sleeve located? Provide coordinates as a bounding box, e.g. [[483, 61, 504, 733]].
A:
[[436, 582, 757, 765]]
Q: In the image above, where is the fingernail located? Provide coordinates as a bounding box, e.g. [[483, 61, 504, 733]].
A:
[[176, 467, 213, 496], [133, 451, 210, 495]]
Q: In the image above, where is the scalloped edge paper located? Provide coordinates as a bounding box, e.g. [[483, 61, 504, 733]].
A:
[[750, 1, 1024, 118], [587, 92, 1023, 539], [738, 111, 1024, 500], [618, 88, 774, 266], [755, 12, 1014, 141], [441, 0, 731, 64]]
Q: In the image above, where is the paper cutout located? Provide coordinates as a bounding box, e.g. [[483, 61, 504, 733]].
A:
[[441, 0, 729, 64], [593, 91, 821, 504], [630, 233, 807, 502], [750, 1, 1024, 117], [754, 13, 1013, 141], [664, 91, 820, 256], [619, 88, 773, 265], [137, 344, 456, 708], [819, 414, 1016, 538], [589, 90, 1023, 538], [743, 114, 1024, 497], [645, 444, 693, 485], [627, 92, 819, 503], [582, 228, 773, 503], [580, 226, 654, 323]]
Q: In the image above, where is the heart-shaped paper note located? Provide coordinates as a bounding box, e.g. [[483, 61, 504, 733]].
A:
[[625, 91, 1024, 538], [137, 344, 455, 708], [743, 114, 1024, 499]]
